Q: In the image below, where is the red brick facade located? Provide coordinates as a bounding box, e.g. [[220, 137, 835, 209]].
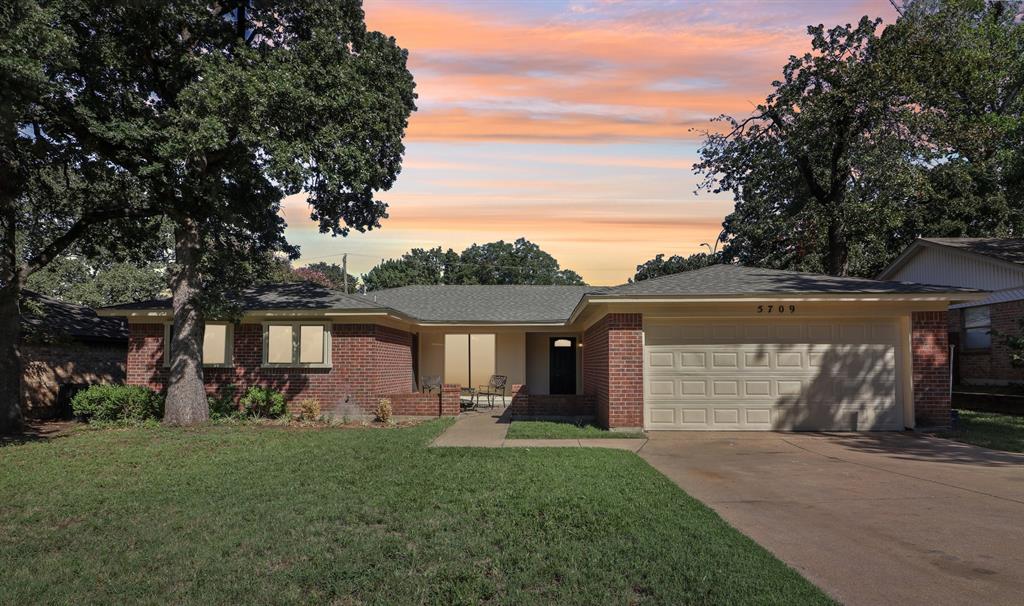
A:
[[507, 383, 596, 417], [948, 300, 1024, 384], [22, 342, 127, 418], [912, 311, 951, 427], [583, 313, 643, 429], [384, 384, 461, 417], [127, 322, 417, 416]]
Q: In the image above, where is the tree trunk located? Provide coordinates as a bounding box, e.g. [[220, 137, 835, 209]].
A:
[[163, 219, 209, 425], [826, 216, 850, 277], [0, 283, 24, 434]]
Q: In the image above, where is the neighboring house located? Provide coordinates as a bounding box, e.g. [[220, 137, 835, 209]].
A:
[[100, 265, 979, 430], [20, 291, 129, 418], [878, 238, 1024, 386]]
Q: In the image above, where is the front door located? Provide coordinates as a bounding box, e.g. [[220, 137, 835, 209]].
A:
[[549, 337, 577, 395]]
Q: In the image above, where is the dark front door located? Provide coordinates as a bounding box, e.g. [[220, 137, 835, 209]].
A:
[[549, 337, 577, 395]]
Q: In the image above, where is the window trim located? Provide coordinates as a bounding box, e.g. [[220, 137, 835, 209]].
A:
[[260, 321, 333, 369], [163, 322, 234, 368], [962, 305, 992, 351]]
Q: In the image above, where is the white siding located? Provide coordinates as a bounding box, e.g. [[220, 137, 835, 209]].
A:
[[888, 247, 1024, 291]]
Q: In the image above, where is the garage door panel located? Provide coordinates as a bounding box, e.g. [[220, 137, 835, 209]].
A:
[[644, 319, 902, 431]]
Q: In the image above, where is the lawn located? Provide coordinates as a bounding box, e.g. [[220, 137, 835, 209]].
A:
[[506, 420, 647, 440], [0, 420, 831, 605], [938, 410, 1024, 453]]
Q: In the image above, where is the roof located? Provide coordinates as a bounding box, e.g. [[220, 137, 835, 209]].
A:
[[950, 286, 1024, 310], [366, 284, 599, 323], [919, 238, 1024, 266], [99, 267, 979, 325], [21, 291, 128, 342], [105, 282, 387, 312], [597, 264, 976, 297]]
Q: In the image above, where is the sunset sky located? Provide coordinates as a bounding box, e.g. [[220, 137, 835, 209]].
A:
[[285, 0, 898, 285]]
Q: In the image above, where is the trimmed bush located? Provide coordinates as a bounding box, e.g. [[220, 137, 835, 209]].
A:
[[239, 386, 287, 418], [375, 398, 393, 424], [72, 385, 165, 423], [297, 398, 321, 422], [208, 385, 240, 419]]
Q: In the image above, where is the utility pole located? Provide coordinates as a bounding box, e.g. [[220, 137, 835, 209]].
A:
[[342, 253, 349, 293]]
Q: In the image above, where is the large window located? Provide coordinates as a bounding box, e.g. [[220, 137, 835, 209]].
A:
[[964, 306, 991, 350], [262, 322, 331, 367], [164, 322, 233, 367]]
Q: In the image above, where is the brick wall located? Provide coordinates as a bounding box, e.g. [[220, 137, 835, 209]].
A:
[[583, 313, 643, 429], [22, 341, 127, 418], [507, 384, 595, 417], [949, 301, 1024, 384], [127, 322, 416, 416], [912, 311, 951, 427]]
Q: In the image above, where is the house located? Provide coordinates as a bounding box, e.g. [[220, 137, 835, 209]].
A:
[[20, 291, 129, 418], [99, 264, 980, 430], [878, 238, 1024, 386]]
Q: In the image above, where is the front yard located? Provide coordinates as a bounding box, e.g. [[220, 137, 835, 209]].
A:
[[0, 420, 830, 604], [938, 409, 1024, 453]]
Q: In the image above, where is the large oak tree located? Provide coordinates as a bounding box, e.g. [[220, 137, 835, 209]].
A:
[[3, 1, 416, 427]]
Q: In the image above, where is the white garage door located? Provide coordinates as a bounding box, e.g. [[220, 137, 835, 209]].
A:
[[644, 318, 903, 431]]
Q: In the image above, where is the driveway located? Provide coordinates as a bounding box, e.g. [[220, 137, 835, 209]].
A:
[[639, 432, 1024, 606]]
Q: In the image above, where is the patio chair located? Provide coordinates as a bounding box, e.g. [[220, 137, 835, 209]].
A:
[[477, 375, 508, 409], [420, 375, 442, 394]]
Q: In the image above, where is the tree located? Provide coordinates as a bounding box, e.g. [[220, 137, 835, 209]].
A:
[[1, 1, 166, 432], [632, 252, 720, 282], [883, 0, 1024, 239], [26, 256, 167, 307], [361, 239, 587, 290], [451, 238, 585, 285], [362, 247, 459, 291], [303, 262, 358, 290], [695, 17, 916, 277], [694, 1, 1024, 278], [48, 1, 416, 424]]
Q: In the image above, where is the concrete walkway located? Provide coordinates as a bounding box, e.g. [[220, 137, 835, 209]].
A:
[[431, 410, 647, 451]]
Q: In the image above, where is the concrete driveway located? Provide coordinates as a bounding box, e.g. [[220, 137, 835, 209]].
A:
[[639, 432, 1024, 606]]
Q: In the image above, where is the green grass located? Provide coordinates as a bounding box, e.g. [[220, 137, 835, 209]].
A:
[[938, 410, 1024, 452], [0, 421, 831, 605], [506, 420, 647, 440]]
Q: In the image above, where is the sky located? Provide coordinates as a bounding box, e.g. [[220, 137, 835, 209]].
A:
[[284, 0, 898, 285]]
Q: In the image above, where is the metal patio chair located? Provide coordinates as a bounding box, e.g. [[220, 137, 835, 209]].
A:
[[477, 375, 508, 409]]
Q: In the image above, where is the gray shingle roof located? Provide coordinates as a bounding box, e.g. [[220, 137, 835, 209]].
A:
[[365, 285, 599, 323], [922, 238, 1024, 265], [22, 291, 128, 342], [105, 282, 387, 312], [599, 264, 976, 296]]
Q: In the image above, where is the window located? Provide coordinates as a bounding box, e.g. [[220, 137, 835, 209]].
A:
[[164, 322, 233, 367], [553, 338, 573, 348], [262, 322, 331, 367], [964, 306, 991, 350]]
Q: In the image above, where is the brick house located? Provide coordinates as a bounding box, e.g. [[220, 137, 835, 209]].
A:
[[101, 265, 979, 430], [21, 291, 128, 418], [878, 238, 1024, 386]]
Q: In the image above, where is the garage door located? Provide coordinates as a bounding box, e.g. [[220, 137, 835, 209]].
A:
[[644, 318, 902, 431]]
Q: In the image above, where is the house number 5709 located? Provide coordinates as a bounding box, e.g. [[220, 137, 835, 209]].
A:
[[757, 304, 796, 314]]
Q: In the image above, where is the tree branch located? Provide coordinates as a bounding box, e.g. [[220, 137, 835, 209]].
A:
[[22, 206, 163, 278]]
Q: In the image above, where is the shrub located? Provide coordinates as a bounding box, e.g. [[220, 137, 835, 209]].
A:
[[208, 384, 240, 419], [297, 398, 321, 422], [239, 386, 287, 418], [71, 385, 164, 423], [374, 398, 393, 423]]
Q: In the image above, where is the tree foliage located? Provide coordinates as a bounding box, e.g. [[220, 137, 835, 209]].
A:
[[362, 238, 586, 290], [6, 0, 417, 425], [632, 253, 721, 282], [26, 256, 167, 307], [695, 0, 1024, 277]]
